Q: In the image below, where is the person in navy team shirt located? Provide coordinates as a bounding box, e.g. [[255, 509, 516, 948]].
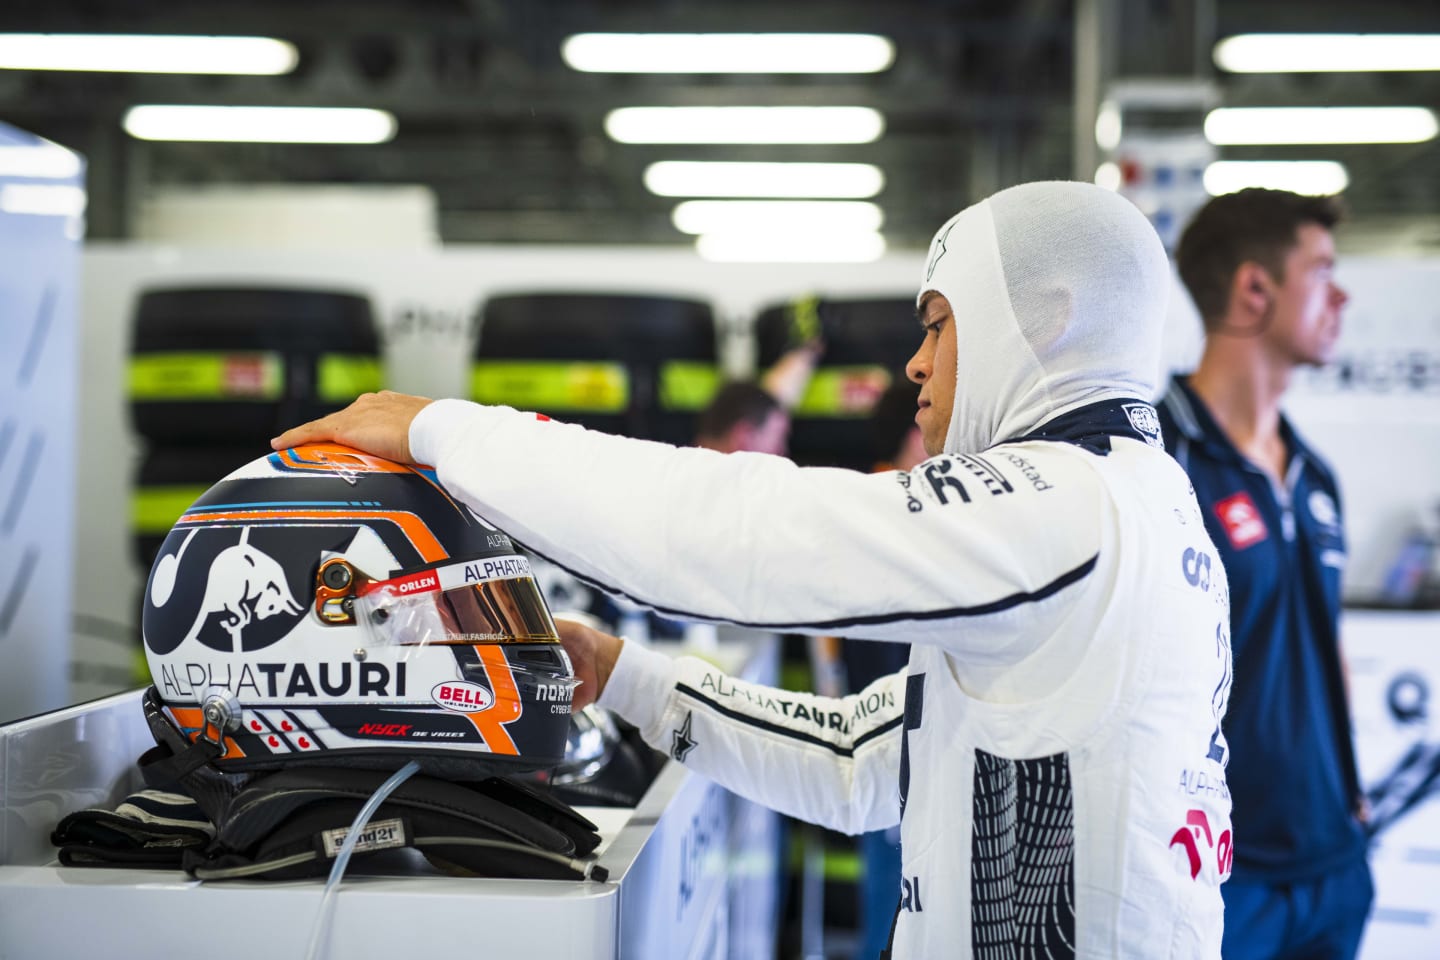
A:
[[1157, 188, 1372, 960]]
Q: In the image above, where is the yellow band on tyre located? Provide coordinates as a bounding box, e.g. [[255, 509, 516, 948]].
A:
[[133, 486, 209, 534], [317, 355, 384, 402], [791, 366, 892, 417], [471, 361, 629, 413], [129, 353, 283, 401], [658, 361, 722, 412]]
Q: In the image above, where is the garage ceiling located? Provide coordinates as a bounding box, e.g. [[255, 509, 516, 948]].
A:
[[1, 0, 1438, 248]]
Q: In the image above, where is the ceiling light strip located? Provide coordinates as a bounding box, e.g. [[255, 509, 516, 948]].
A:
[[672, 200, 883, 235], [1203, 107, 1438, 145], [1202, 161, 1350, 197], [645, 161, 884, 198], [695, 230, 886, 263], [563, 33, 894, 74], [1215, 34, 1440, 73], [606, 107, 884, 145], [0, 144, 83, 179], [0, 34, 298, 75], [123, 106, 398, 144], [0, 183, 87, 217]]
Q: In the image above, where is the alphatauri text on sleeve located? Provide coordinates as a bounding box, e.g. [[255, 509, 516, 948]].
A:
[[597, 639, 905, 834]]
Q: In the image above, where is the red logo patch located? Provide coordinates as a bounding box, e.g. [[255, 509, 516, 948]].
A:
[[1214, 492, 1268, 549], [1169, 809, 1233, 881]]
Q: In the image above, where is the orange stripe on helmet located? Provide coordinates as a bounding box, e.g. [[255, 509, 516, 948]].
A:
[[274, 444, 418, 475], [178, 509, 447, 562], [275, 444, 471, 524], [460, 644, 523, 755]]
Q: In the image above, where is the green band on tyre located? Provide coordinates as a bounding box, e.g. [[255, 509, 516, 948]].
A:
[[129, 352, 283, 401], [658, 361, 722, 412], [471, 361, 629, 413], [133, 486, 209, 534], [317, 355, 384, 402], [790, 365, 892, 417]]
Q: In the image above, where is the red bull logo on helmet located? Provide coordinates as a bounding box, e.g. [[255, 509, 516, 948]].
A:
[[184, 527, 306, 651]]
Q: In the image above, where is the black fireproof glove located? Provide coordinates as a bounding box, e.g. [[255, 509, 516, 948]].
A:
[[51, 789, 214, 869]]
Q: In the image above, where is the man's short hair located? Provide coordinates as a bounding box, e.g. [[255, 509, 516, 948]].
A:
[[1177, 188, 1344, 328], [696, 380, 781, 440], [868, 379, 921, 465]]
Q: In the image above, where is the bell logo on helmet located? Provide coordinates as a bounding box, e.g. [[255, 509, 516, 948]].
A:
[[432, 681, 495, 712]]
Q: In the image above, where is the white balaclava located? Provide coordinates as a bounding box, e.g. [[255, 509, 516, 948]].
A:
[[917, 181, 1169, 456]]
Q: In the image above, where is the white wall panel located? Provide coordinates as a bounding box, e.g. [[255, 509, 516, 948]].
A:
[[0, 124, 82, 723]]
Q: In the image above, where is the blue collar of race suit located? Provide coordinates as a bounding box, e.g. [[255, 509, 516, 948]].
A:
[[1007, 397, 1164, 456]]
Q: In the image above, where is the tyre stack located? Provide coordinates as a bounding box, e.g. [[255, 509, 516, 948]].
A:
[[754, 296, 918, 470], [128, 286, 383, 575], [471, 293, 719, 444]]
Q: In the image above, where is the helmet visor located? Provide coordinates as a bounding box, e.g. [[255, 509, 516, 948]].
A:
[[355, 554, 560, 647]]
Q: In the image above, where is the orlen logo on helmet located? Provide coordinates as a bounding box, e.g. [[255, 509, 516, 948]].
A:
[[389, 570, 438, 595], [432, 681, 494, 712]]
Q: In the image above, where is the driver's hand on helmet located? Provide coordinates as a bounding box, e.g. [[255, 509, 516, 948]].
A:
[[555, 618, 623, 711], [272, 390, 434, 463]]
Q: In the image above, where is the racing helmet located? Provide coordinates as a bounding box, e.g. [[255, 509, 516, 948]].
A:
[[141, 443, 578, 778]]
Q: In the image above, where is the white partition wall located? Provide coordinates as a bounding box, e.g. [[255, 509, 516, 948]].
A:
[[0, 124, 83, 723]]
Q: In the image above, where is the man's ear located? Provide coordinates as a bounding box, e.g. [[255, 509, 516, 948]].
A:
[[1231, 261, 1273, 320]]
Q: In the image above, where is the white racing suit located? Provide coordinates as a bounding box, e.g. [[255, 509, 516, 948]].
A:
[[410, 396, 1234, 959]]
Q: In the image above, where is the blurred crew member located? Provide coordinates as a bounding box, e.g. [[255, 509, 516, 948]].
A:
[[1159, 188, 1369, 960]]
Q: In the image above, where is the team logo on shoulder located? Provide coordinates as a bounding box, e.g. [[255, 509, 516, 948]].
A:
[[1122, 402, 1164, 448], [1307, 490, 1339, 529]]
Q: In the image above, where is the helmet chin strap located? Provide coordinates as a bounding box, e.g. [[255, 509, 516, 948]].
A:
[[138, 686, 247, 825], [139, 686, 225, 770]]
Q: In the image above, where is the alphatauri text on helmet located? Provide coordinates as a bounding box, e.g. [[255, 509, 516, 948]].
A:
[[467, 557, 528, 580], [159, 660, 407, 700]]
